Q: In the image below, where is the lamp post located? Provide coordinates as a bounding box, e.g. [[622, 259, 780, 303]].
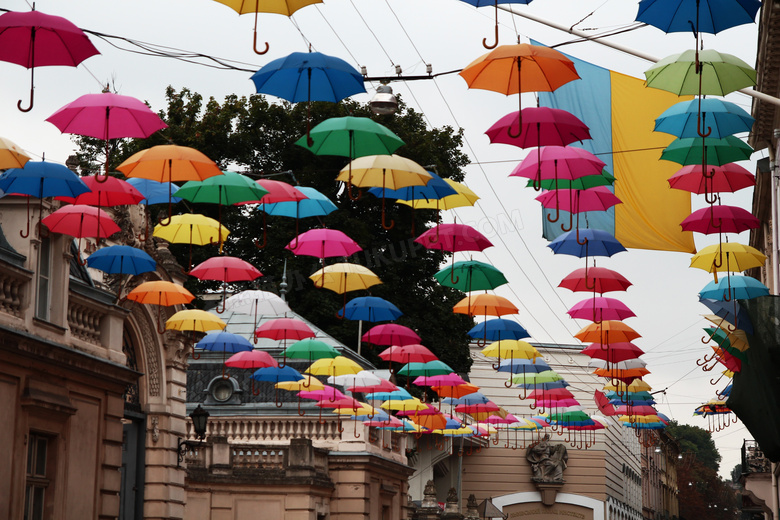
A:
[[177, 404, 209, 467]]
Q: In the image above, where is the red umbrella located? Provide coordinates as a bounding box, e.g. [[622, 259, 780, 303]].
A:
[[379, 344, 438, 364], [559, 267, 632, 294], [567, 296, 636, 322], [41, 205, 120, 262], [594, 390, 618, 416], [251, 179, 308, 248], [362, 323, 421, 347], [56, 175, 145, 207], [486, 107, 591, 148], [0, 9, 100, 112], [415, 223, 493, 283], [581, 342, 645, 363], [668, 163, 755, 204], [286, 228, 362, 259], [46, 91, 168, 180], [349, 377, 398, 393], [456, 401, 500, 414], [416, 373, 468, 387], [225, 350, 278, 395], [680, 205, 760, 235], [509, 145, 606, 191], [189, 256, 263, 312], [255, 317, 316, 342]]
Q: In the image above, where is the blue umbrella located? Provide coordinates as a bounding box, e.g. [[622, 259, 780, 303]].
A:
[[442, 392, 490, 405], [699, 274, 769, 301], [655, 98, 755, 139], [365, 388, 413, 401], [252, 365, 304, 407], [368, 170, 457, 202], [250, 52, 366, 103], [515, 381, 570, 390], [0, 161, 90, 237], [196, 331, 254, 377], [337, 296, 403, 322], [468, 318, 530, 344], [636, 0, 761, 36], [263, 186, 337, 218], [547, 229, 626, 258], [125, 178, 181, 205], [495, 358, 551, 374], [86, 244, 156, 275], [699, 297, 754, 334]]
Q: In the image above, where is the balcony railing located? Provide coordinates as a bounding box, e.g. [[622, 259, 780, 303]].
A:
[[742, 440, 771, 474]]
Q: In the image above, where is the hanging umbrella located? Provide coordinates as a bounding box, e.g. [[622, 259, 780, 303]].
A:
[[486, 106, 590, 148], [526, 170, 615, 191], [225, 350, 278, 395], [644, 49, 756, 96], [690, 242, 766, 281], [416, 223, 493, 284], [338, 296, 402, 322], [0, 9, 100, 112], [125, 178, 182, 241], [482, 340, 541, 369], [511, 145, 607, 195], [195, 331, 253, 374], [558, 266, 632, 294], [699, 296, 753, 334], [458, 0, 533, 49], [699, 274, 769, 301], [362, 323, 421, 347], [286, 228, 362, 259], [56, 175, 145, 207], [251, 51, 366, 143], [294, 115, 404, 162], [453, 294, 518, 317], [396, 179, 480, 211], [379, 344, 438, 364], [189, 256, 263, 312], [125, 280, 195, 333], [117, 144, 223, 224], [309, 264, 382, 312], [152, 213, 230, 271], [211, 0, 323, 54], [86, 244, 156, 298], [459, 43, 580, 134], [654, 98, 755, 140], [41, 205, 121, 258], [668, 163, 754, 195], [636, 0, 761, 35], [255, 317, 316, 342], [225, 289, 291, 343], [262, 186, 337, 218], [0, 136, 31, 169], [166, 309, 226, 333], [46, 91, 168, 179], [660, 135, 753, 167], [336, 154, 432, 226], [680, 205, 760, 234], [434, 260, 508, 292], [249, 179, 308, 248], [0, 160, 90, 238], [535, 186, 622, 233], [468, 318, 530, 344], [567, 297, 636, 322], [397, 360, 454, 381], [285, 338, 340, 362], [253, 365, 305, 407], [575, 321, 641, 344], [547, 229, 627, 257]]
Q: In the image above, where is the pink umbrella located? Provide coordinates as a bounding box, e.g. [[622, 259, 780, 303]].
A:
[[559, 267, 632, 294], [349, 377, 398, 393], [189, 256, 263, 311], [567, 296, 636, 323], [225, 350, 278, 395], [509, 145, 606, 191], [56, 175, 145, 206], [252, 179, 308, 248], [362, 323, 421, 347], [256, 317, 316, 342], [286, 228, 362, 259], [535, 186, 622, 235], [41, 205, 120, 262], [415, 223, 493, 284], [379, 344, 438, 364], [413, 373, 467, 387], [680, 205, 760, 235], [486, 107, 591, 149]]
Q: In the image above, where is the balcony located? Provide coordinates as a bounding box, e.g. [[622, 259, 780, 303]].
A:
[[742, 440, 771, 474]]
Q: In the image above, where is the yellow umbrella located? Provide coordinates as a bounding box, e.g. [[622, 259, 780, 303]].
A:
[[310, 263, 381, 293], [396, 179, 480, 210], [334, 403, 378, 416], [275, 375, 325, 392], [703, 315, 750, 352], [211, 0, 322, 55], [381, 397, 428, 412], [165, 309, 226, 333], [603, 380, 652, 393], [481, 340, 540, 360], [336, 154, 432, 229], [690, 242, 766, 282], [153, 213, 230, 271], [305, 355, 363, 377], [0, 136, 30, 170]]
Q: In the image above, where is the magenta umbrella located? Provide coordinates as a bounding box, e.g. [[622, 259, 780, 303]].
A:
[[256, 317, 316, 355], [47, 91, 168, 181], [509, 145, 606, 191], [41, 205, 120, 263], [567, 296, 636, 323], [286, 228, 362, 260], [0, 9, 100, 112], [680, 205, 760, 235], [362, 323, 421, 347], [189, 256, 263, 312], [225, 350, 278, 395], [535, 186, 623, 235], [486, 107, 591, 148], [414, 373, 467, 387], [415, 222, 493, 283]]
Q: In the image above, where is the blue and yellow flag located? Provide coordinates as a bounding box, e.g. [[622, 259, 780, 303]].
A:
[[533, 42, 695, 253]]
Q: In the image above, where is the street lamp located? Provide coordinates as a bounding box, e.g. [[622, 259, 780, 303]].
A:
[[177, 404, 210, 466]]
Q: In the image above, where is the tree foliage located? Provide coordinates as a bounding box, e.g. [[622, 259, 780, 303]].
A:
[[665, 420, 722, 472], [75, 87, 475, 374]]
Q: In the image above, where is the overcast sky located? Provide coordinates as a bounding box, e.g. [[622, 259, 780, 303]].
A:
[[0, 0, 765, 476]]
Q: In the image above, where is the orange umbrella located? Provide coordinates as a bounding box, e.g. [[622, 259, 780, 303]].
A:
[[409, 412, 447, 431], [117, 144, 223, 224], [432, 383, 480, 399], [125, 281, 195, 334], [575, 321, 641, 344], [459, 44, 580, 136], [453, 293, 518, 317]]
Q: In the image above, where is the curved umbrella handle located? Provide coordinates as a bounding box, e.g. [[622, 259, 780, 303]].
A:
[[482, 2, 499, 49], [252, 11, 269, 55], [576, 227, 589, 246], [20, 196, 32, 239], [507, 109, 523, 138], [18, 67, 35, 113]]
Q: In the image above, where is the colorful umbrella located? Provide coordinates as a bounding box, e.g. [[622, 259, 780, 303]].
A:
[[253, 365, 305, 407], [0, 9, 100, 111], [337, 296, 402, 322], [0, 136, 30, 169], [284, 338, 341, 366], [166, 309, 226, 333], [654, 98, 755, 140], [395, 179, 480, 210], [310, 263, 382, 295], [295, 115, 404, 159], [660, 136, 753, 167], [699, 296, 753, 334], [56, 175, 145, 207], [535, 186, 622, 231], [468, 318, 530, 344], [224, 290, 291, 318], [644, 49, 756, 97], [460, 43, 580, 132], [558, 267, 632, 294], [567, 297, 636, 322], [575, 322, 642, 344], [525, 170, 615, 191], [286, 228, 362, 259], [189, 256, 263, 311], [152, 213, 230, 271], [699, 274, 769, 301], [255, 317, 316, 342], [486, 107, 590, 148], [251, 179, 307, 248], [85, 245, 155, 277], [690, 242, 766, 281], [636, 0, 761, 35], [362, 323, 421, 347], [458, 0, 533, 49], [211, 0, 322, 54], [125, 178, 182, 241], [547, 229, 626, 257], [434, 260, 508, 292], [510, 145, 607, 193], [453, 294, 518, 317], [41, 204, 120, 251], [668, 163, 754, 198], [680, 205, 760, 235], [225, 349, 278, 395], [195, 331, 253, 373], [262, 186, 337, 219], [125, 280, 196, 333], [378, 344, 438, 364]]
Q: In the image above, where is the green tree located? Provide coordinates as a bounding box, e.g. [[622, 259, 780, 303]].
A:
[[730, 463, 742, 484], [75, 87, 475, 374], [666, 421, 722, 472]]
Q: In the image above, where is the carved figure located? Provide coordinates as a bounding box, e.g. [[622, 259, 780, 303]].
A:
[[526, 434, 568, 482]]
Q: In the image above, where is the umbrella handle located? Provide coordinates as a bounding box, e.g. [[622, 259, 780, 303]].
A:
[[20, 197, 31, 239], [275, 387, 283, 408], [75, 238, 88, 266], [449, 255, 460, 285], [347, 182, 362, 201], [482, 2, 499, 49], [215, 284, 227, 314], [298, 397, 305, 416], [252, 9, 270, 55], [137, 208, 150, 242], [575, 228, 589, 246], [710, 371, 725, 387], [156, 306, 167, 335], [381, 202, 395, 230], [252, 380, 261, 396], [191, 349, 202, 360], [18, 67, 34, 113], [696, 114, 712, 138], [353, 418, 360, 439], [507, 109, 524, 139]]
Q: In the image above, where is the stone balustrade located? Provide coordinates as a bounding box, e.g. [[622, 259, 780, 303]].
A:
[[0, 261, 32, 319], [199, 416, 343, 444], [67, 300, 103, 344]]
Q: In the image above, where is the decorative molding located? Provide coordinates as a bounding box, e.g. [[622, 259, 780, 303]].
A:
[[151, 415, 160, 443]]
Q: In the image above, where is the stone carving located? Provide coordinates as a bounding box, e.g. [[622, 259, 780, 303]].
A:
[[526, 434, 568, 482], [420, 479, 438, 509], [151, 415, 160, 443]]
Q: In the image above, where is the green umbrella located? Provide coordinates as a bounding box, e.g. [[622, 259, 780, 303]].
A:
[[704, 328, 747, 362], [644, 49, 756, 97], [526, 169, 615, 190], [510, 370, 563, 386], [295, 116, 405, 200], [660, 135, 753, 166], [434, 260, 508, 292], [283, 338, 341, 361]]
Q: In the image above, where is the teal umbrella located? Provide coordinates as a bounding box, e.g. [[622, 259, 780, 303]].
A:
[[660, 135, 753, 166]]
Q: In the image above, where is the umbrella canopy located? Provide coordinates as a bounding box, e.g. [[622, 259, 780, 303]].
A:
[[166, 309, 226, 332], [699, 275, 770, 301], [252, 365, 304, 383], [458, 0, 532, 49], [0, 160, 89, 199], [397, 360, 454, 378], [189, 256, 263, 283], [56, 175, 145, 207], [255, 317, 316, 341], [661, 136, 754, 167], [453, 294, 519, 317], [286, 228, 362, 259], [176, 171, 270, 206], [435, 260, 508, 291], [295, 116, 404, 157], [547, 229, 627, 258], [654, 98, 755, 139], [396, 179, 480, 210], [337, 296, 403, 322], [262, 186, 337, 218], [379, 344, 438, 364], [224, 290, 291, 317], [195, 331, 253, 353], [46, 91, 167, 140], [0, 9, 100, 112], [415, 223, 493, 252], [482, 340, 541, 360], [486, 107, 591, 148], [690, 242, 766, 275], [526, 170, 615, 191], [362, 323, 421, 347], [567, 297, 636, 322], [251, 51, 366, 103], [310, 263, 382, 293], [468, 318, 530, 342], [152, 214, 230, 246], [668, 163, 755, 194], [117, 145, 223, 183], [699, 296, 753, 334], [368, 170, 457, 203], [306, 356, 363, 377], [575, 321, 642, 344], [644, 49, 756, 96], [535, 186, 622, 213], [0, 136, 31, 169], [283, 338, 340, 360], [510, 145, 607, 183], [680, 205, 760, 235], [41, 205, 120, 239], [125, 178, 182, 205], [636, 0, 761, 35], [86, 245, 156, 275], [225, 350, 278, 369], [558, 266, 632, 294], [125, 280, 195, 306], [253, 179, 307, 204]]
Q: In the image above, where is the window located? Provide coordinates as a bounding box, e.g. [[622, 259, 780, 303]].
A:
[[35, 237, 51, 321], [25, 433, 53, 520]]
